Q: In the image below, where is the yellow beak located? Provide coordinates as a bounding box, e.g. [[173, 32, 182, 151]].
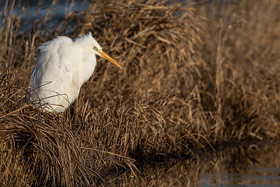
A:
[[97, 49, 122, 69]]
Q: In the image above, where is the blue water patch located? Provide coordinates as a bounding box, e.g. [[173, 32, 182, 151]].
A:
[[0, 0, 89, 30]]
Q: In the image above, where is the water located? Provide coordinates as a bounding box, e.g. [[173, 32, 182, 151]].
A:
[[0, 0, 89, 17], [133, 143, 280, 186], [199, 143, 280, 186], [0, 0, 88, 30]]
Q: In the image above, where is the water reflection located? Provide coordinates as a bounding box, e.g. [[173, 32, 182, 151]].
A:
[[201, 143, 280, 186], [115, 143, 280, 186]]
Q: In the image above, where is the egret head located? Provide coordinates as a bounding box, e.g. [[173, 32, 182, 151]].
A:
[[77, 32, 122, 69]]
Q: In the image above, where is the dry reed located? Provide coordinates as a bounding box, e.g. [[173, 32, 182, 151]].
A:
[[0, 0, 279, 186]]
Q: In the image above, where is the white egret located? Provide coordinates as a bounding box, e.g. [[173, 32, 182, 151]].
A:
[[29, 32, 121, 113]]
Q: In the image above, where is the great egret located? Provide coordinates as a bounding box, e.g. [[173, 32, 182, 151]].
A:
[[29, 32, 121, 113]]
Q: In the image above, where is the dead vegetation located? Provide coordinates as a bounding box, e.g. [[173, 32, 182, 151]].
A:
[[0, 0, 279, 186]]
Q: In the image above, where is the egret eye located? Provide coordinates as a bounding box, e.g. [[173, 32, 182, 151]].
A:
[[93, 46, 98, 51]]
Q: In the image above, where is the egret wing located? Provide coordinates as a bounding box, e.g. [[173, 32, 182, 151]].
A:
[[29, 37, 74, 112]]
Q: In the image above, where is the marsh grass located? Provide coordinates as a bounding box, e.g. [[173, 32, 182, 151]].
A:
[[0, 0, 279, 186]]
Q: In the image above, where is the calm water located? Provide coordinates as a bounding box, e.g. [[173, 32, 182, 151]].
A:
[[199, 143, 280, 186], [0, 0, 88, 30], [132, 143, 280, 186]]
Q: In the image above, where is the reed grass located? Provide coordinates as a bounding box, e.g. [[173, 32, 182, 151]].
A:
[[0, 0, 279, 186]]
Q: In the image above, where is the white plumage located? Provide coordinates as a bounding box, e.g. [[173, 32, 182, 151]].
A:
[[29, 32, 121, 112]]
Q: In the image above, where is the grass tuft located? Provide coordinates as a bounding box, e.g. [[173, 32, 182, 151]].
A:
[[0, 0, 279, 186]]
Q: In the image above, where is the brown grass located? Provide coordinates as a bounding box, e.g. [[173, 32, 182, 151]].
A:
[[0, 0, 280, 186]]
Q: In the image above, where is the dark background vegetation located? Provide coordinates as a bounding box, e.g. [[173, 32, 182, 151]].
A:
[[0, 0, 279, 186]]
